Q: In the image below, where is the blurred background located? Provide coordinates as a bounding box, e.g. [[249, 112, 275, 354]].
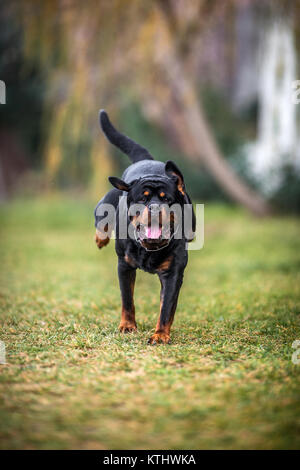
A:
[[1, 0, 300, 450], [0, 0, 300, 213]]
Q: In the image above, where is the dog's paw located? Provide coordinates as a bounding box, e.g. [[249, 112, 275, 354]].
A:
[[147, 332, 171, 345], [119, 321, 137, 333], [95, 230, 110, 249]]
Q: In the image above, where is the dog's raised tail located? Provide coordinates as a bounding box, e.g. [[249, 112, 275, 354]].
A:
[[99, 110, 153, 163]]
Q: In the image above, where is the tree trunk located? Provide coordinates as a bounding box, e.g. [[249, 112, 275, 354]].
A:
[[154, 4, 272, 216]]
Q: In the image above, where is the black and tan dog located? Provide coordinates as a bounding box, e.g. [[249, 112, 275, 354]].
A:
[[95, 110, 195, 344]]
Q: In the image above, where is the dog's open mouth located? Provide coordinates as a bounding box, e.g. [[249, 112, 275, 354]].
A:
[[144, 225, 162, 240], [138, 223, 163, 242], [135, 222, 171, 250], [132, 209, 176, 250]]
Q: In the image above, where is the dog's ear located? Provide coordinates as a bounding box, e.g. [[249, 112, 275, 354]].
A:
[[108, 176, 130, 192], [165, 160, 185, 196]]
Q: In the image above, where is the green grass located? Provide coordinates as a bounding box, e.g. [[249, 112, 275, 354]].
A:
[[0, 196, 300, 449]]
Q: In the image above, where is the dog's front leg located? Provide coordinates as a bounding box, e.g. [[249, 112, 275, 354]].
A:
[[118, 258, 137, 333], [148, 268, 184, 345]]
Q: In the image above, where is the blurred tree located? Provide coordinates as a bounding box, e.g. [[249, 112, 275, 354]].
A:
[[125, 0, 272, 214], [4, 0, 298, 211], [0, 3, 46, 199]]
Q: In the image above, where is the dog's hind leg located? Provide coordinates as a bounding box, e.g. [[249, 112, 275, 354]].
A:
[[94, 188, 121, 249]]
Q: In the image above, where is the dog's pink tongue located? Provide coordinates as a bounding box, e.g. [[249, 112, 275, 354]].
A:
[[146, 226, 162, 239]]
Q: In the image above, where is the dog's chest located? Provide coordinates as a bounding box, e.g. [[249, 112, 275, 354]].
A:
[[126, 247, 167, 274]]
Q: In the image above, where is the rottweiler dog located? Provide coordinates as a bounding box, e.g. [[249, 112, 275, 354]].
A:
[[95, 110, 195, 344]]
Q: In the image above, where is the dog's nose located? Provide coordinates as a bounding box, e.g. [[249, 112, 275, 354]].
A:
[[148, 203, 160, 214]]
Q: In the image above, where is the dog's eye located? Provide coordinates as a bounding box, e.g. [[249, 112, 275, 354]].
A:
[[140, 191, 150, 203], [159, 191, 169, 202], [160, 194, 169, 203]]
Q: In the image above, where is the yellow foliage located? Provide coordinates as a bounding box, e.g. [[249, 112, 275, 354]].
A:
[[90, 140, 114, 200], [46, 145, 61, 178]]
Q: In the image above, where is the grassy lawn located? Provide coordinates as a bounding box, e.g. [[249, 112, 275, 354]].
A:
[[0, 196, 300, 449]]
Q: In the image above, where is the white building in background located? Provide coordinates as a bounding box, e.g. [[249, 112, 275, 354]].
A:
[[249, 19, 300, 194], [198, 1, 300, 196]]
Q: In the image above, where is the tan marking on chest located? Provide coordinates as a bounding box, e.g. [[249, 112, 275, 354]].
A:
[[157, 256, 173, 272], [124, 254, 137, 268]]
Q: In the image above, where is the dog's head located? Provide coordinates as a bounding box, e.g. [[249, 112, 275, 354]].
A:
[[109, 161, 195, 249]]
